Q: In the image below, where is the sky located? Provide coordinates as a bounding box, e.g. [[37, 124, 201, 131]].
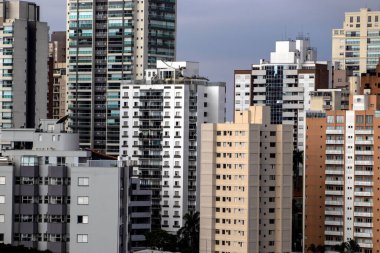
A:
[[34, 0, 380, 119]]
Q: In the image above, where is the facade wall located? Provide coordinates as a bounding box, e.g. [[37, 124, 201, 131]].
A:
[[199, 106, 292, 253]]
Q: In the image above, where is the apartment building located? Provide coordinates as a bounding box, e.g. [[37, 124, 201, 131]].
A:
[[66, 0, 177, 155], [0, 0, 48, 128], [361, 60, 380, 95], [234, 70, 252, 113], [120, 61, 226, 232], [237, 37, 331, 151], [48, 31, 67, 120], [305, 94, 380, 252], [332, 8, 380, 76], [199, 106, 293, 253], [0, 119, 130, 253], [309, 89, 350, 112]]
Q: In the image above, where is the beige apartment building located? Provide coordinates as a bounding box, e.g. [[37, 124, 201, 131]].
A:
[[332, 8, 380, 76], [199, 106, 293, 253], [305, 95, 380, 252]]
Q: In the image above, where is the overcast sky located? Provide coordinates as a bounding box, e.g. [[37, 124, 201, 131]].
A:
[[34, 0, 380, 118]]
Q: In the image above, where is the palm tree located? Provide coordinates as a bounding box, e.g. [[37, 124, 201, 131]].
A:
[[333, 242, 346, 253], [334, 240, 361, 253], [346, 240, 361, 253], [177, 211, 200, 253]]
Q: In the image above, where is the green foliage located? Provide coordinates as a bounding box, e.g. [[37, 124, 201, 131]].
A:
[[0, 244, 52, 253], [333, 240, 361, 253], [145, 211, 200, 253]]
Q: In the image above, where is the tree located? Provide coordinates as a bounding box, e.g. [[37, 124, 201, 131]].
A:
[[334, 240, 361, 253], [177, 211, 200, 253], [0, 244, 52, 253], [307, 244, 317, 253], [145, 229, 178, 252], [346, 240, 361, 253], [316, 244, 325, 253]]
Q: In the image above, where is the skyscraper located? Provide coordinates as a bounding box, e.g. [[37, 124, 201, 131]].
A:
[[236, 37, 331, 151], [332, 8, 380, 76], [199, 106, 293, 253], [0, 0, 48, 129], [120, 61, 226, 232], [48, 31, 67, 120], [66, 0, 176, 155]]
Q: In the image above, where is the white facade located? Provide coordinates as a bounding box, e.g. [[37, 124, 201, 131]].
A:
[[240, 38, 331, 151], [120, 62, 226, 232]]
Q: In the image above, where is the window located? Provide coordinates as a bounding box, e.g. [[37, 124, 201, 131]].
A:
[[0, 196, 4, 204], [336, 116, 344, 123], [366, 115, 373, 124], [0, 214, 4, 222], [77, 197, 89, 205], [78, 177, 89, 186], [0, 234, 3, 243], [21, 156, 38, 166], [356, 115, 364, 124], [77, 215, 89, 224], [0, 177, 5, 185], [327, 116, 334, 123], [77, 234, 88, 243]]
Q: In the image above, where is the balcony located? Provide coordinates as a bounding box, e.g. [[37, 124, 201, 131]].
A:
[[326, 129, 344, 135], [325, 169, 344, 175], [326, 150, 344, 155], [354, 201, 373, 207], [325, 180, 344, 186], [354, 170, 373, 176], [355, 130, 373, 135], [325, 230, 343, 236], [326, 140, 344, 145], [325, 210, 343, 216], [354, 232, 373, 238], [325, 220, 343, 226], [325, 190, 344, 195], [354, 212, 373, 217], [354, 222, 373, 228], [354, 160, 373, 166], [354, 181, 373, 186], [355, 140, 374, 145], [355, 150, 373, 155], [354, 191, 373, 197], [325, 200, 343, 206], [325, 160, 344, 165]]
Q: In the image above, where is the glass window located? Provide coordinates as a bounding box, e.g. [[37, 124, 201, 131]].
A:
[[336, 116, 344, 123], [0, 177, 5, 185], [77, 215, 89, 224], [0, 196, 4, 204], [77, 197, 89, 205], [366, 115, 373, 124], [327, 116, 334, 124], [77, 234, 88, 243], [356, 115, 364, 124], [78, 177, 89, 186], [0, 214, 4, 222], [21, 156, 38, 166]]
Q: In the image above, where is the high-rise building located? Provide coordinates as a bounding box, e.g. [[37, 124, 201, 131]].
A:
[[120, 61, 226, 232], [361, 59, 380, 95], [305, 94, 380, 252], [332, 8, 380, 76], [66, 0, 176, 155], [0, 0, 48, 128], [309, 89, 350, 112], [237, 37, 331, 151], [48, 31, 67, 120], [0, 119, 129, 253], [199, 106, 293, 253]]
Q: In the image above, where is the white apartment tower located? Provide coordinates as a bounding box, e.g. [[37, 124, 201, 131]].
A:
[[120, 61, 226, 232], [0, 0, 48, 129], [66, 0, 177, 155], [236, 37, 331, 151]]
